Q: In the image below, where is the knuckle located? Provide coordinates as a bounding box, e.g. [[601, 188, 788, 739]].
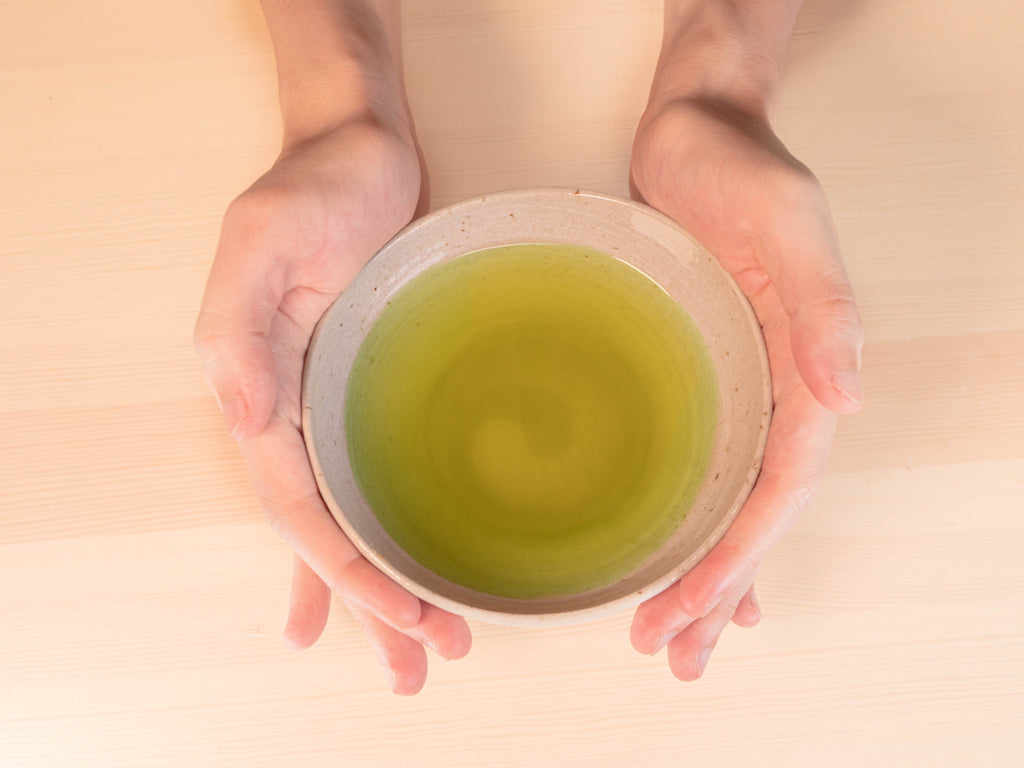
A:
[[219, 184, 293, 256], [225, 184, 278, 228], [191, 316, 238, 379], [258, 501, 288, 539], [815, 290, 861, 330], [192, 316, 220, 360], [258, 489, 312, 541], [715, 537, 763, 582]]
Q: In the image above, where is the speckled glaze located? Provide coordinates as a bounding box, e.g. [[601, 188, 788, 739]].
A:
[[302, 189, 771, 627]]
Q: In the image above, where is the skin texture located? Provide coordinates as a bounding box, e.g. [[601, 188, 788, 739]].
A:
[[195, 0, 863, 693], [627, 0, 864, 679], [194, 0, 470, 695]]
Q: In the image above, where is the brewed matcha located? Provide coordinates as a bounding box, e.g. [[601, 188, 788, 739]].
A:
[[345, 243, 716, 598]]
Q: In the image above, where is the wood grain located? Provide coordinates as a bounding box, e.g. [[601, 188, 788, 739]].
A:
[[2, 0, 1022, 765]]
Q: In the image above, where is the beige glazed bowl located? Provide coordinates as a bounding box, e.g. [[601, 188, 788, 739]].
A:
[[302, 188, 771, 627]]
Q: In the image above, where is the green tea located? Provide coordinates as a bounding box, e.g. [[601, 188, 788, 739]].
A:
[[345, 243, 716, 598]]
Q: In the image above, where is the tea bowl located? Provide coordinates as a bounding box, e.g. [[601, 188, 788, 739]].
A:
[[301, 188, 771, 627]]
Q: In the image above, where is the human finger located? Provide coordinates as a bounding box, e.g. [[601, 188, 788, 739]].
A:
[[240, 415, 422, 630], [759, 170, 865, 414], [193, 197, 289, 440], [630, 581, 698, 656], [665, 585, 748, 681], [283, 553, 332, 650], [731, 583, 761, 628], [671, 359, 838, 623], [672, 407, 836, 622], [633, 578, 760, 658], [349, 605, 428, 696], [405, 602, 473, 661]]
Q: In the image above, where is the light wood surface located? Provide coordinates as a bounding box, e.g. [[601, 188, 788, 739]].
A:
[[2, 0, 1023, 765]]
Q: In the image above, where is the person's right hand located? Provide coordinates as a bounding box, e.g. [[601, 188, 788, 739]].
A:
[[194, 115, 472, 695]]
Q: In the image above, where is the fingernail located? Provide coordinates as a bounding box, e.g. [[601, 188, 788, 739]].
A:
[[387, 668, 398, 693], [220, 396, 247, 439], [749, 589, 761, 619], [831, 370, 864, 408], [652, 631, 676, 655], [696, 646, 713, 677]]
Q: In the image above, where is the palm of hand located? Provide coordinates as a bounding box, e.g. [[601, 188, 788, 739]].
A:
[[627, 100, 863, 679], [198, 98, 862, 690], [195, 120, 471, 694], [247, 126, 425, 428]]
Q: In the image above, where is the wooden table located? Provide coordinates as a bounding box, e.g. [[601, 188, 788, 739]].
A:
[[3, 1, 1022, 765]]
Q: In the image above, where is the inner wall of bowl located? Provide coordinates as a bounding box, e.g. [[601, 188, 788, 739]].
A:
[[304, 190, 770, 624]]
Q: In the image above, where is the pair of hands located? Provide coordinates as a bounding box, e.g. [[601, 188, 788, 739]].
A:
[[195, 96, 863, 693]]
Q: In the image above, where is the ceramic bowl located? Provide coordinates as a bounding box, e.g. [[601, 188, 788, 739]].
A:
[[302, 188, 771, 626]]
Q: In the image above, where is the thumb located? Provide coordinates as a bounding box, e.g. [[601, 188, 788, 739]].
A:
[[787, 276, 865, 415], [194, 218, 285, 440], [764, 180, 865, 415]]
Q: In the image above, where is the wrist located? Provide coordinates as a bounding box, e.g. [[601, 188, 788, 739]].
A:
[[262, 0, 411, 148], [651, 0, 803, 122]]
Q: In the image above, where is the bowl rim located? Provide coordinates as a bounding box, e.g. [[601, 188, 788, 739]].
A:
[[301, 187, 772, 626]]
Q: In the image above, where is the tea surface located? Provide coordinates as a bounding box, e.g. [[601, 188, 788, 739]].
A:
[[345, 243, 716, 598]]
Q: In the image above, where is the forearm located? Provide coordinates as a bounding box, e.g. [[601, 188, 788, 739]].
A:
[[654, 0, 803, 120], [260, 0, 408, 145]]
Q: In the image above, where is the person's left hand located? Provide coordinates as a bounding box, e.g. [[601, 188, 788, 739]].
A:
[[627, 95, 865, 680]]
